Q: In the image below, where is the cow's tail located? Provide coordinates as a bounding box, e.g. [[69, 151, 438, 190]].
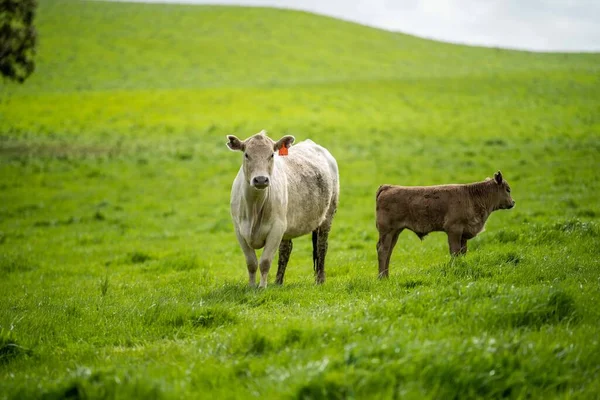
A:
[[312, 230, 318, 273]]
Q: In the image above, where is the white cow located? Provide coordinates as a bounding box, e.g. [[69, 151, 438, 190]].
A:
[[227, 130, 339, 288]]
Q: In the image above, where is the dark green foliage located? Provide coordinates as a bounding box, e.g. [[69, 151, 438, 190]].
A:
[[0, 331, 31, 364], [0, 0, 37, 83]]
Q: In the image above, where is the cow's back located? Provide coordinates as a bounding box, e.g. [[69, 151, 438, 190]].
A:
[[376, 184, 464, 234], [279, 140, 339, 239]]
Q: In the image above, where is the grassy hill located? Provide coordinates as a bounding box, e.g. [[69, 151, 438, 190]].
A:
[[1, 0, 599, 398]]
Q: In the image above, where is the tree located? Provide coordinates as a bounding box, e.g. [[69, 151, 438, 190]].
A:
[[0, 0, 37, 83]]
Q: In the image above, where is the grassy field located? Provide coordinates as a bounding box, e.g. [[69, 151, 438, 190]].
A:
[[1, 0, 600, 398]]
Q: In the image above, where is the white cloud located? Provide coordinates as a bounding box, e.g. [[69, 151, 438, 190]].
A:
[[111, 0, 600, 51]]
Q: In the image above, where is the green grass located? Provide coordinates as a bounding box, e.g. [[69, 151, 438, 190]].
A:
[[1, 0, 600, 398]]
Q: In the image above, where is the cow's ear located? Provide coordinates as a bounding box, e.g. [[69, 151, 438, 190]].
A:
[[227, 135, 244, 152], [494, 171, 503, 184], [273, 135, 295, 151]]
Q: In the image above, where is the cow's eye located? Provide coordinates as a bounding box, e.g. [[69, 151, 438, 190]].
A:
[[270, 154, 274, 159], [244, 153, 249, 159]]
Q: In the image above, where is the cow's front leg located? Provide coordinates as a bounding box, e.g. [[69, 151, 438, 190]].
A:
[[235, 230, 258, 286], [258, 226, 285, 288]]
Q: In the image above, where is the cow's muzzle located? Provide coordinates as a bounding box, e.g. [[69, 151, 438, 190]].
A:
[[251, 176, 270, 189]]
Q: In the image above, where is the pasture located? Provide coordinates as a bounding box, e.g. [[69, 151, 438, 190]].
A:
[[1, 0, 599, 398]]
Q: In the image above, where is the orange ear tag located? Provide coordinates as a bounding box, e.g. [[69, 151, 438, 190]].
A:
[[278, 144, 288, 156]]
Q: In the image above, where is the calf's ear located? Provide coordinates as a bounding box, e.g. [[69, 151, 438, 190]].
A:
[[226, 135, 245, 151], [273, 135, 295, 151], [494, 171, 503, 184]]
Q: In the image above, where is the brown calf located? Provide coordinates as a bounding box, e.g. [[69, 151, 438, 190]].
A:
[[375, 171, 515, 278]]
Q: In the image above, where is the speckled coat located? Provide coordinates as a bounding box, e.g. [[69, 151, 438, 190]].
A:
[[227, 131, 339, 288]]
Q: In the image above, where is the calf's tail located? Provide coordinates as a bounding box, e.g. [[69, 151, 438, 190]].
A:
[[376, 185, 390, 201]]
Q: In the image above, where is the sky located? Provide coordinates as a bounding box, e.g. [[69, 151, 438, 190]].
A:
[[115, 0, 600, 52]]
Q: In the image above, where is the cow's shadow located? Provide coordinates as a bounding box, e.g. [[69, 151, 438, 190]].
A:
[[200, 279, 315, 307]]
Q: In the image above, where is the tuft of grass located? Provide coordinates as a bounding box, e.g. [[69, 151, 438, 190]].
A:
[[0, 252, 36, 274], [553, 219, 598, 237], [128, 251, 153, 264], [158, 253, 199, 272], [495, 229, 521, 243], [438, 257, 495, 281], [296, 370, 350, 400], [190, 306, 238, 328], [39, 367, 166, 400], [0, 330, 32, 364], [241, 331, 272, 356], [100, 271, 110, 297]]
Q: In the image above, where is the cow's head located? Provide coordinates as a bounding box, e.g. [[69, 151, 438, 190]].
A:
[[226, 130, 295, 190], [491, 171, 515, 210]]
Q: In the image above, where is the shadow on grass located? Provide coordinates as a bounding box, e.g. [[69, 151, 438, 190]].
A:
[[200, 281, 254, 305], [489, 288, 579, 329], [199, 280, 314, 307]]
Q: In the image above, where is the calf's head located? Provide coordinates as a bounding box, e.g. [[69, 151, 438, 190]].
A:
[[491, 171, 515, 210], [227, 130, 295, 189]]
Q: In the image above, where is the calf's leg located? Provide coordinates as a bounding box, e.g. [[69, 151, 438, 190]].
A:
[[275, 239, 293, 285], [377, 229, 401, 278], [460, 237, 468, 255], [447, 231, 463, 256], [235, 230, 258, 287]]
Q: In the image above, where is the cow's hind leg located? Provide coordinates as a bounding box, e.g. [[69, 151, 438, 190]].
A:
[[313, 226, 330, 284], [312, 192, 338, 285], [377, 229, 402, 278], [275, 239, 293, 285]]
